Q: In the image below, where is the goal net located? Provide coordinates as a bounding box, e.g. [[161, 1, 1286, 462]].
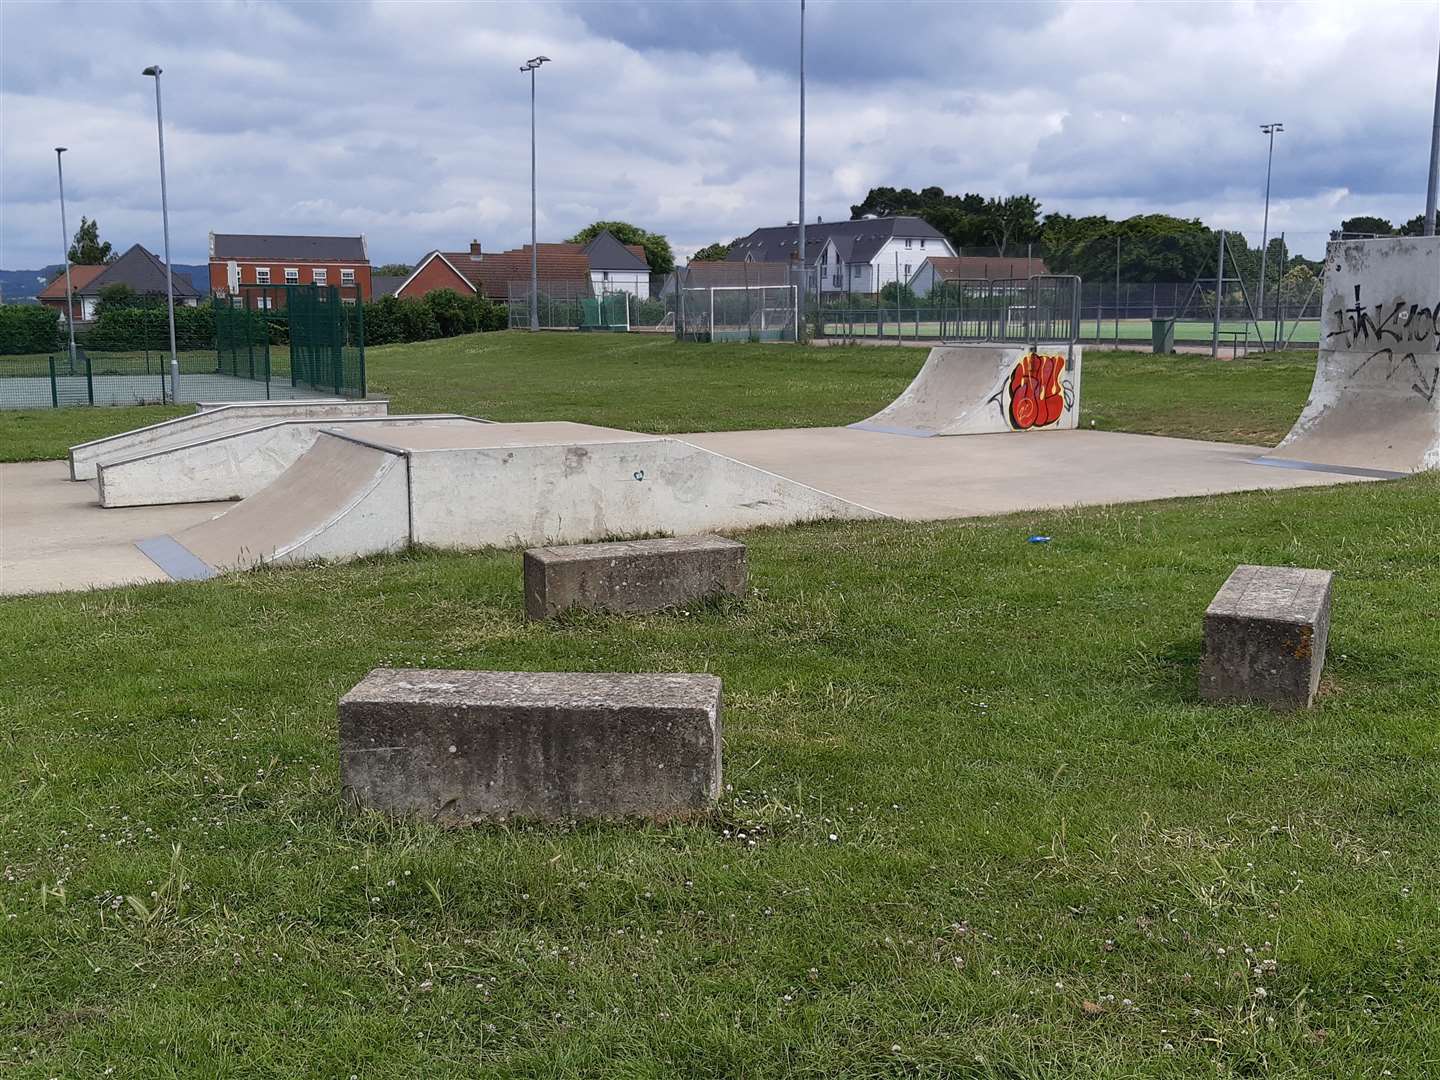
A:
[[676, 285, 797, 343]]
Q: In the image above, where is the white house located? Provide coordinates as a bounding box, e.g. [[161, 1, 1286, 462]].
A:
[[724, 216, 955, 295], [580, 230, 651, 298]]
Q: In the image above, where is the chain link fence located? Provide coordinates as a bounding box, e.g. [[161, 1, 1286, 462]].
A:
[[1, 285, 365, 409]]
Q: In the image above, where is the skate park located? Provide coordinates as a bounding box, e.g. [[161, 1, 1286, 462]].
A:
[[3, 238, 1434, 596]]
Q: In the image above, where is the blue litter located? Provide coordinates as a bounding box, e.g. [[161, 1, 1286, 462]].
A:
[[1027, 535, 1052, 544]]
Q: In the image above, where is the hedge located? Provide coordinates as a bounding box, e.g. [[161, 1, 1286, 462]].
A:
[[0, 305, 63, 355]]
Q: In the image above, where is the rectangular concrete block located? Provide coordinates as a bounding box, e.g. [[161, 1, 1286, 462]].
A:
[[1199, 565, 1333, 709], [523, 534, 746, 620], [339, 668, 722, 822]]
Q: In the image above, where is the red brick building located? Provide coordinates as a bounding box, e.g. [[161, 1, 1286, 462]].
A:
[[209, 233, 371, 307], [393, 241, 591, 302]]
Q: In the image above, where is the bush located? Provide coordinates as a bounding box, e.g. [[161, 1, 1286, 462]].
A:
[[360, 292, 505, 346], [79, 303, 215, 352], [0, 305, 63, 355]]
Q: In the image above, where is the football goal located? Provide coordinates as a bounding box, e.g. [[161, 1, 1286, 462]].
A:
[[676, 285, 797, 343]]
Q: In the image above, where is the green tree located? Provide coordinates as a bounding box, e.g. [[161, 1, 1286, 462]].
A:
[[981, 195, 1042, 256], [374, 263, 413, 276], [691, 242, 731, 262], [566, 221, 674, 275], [1042, 213, 1215, 283], [94, 283, 139, 318], [68, 216, 113, 264], [1339, 215, 1394, 237], [1397, 213, 1428, 236]]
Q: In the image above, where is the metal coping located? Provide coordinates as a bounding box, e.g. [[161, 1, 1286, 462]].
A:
[[1249, 456, 1409, 481], [136, 536, 217, 581]]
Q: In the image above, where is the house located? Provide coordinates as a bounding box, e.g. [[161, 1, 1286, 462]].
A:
[[725, 216, 955, 295], [37, 244, 202, 322], [393, 242, 591, 302], [208, 233, 371, 307], [578, 231, 651, 297], [371, 274, 406, 300], [907, 254, 1050, 296]]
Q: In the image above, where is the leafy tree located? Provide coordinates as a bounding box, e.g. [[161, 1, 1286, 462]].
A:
[[849, 186, 1031, 252], [1339, 215, 1394, 237], [374, 263, 414, 276], [1042, 213, 1215, 283], [982, 195, 1043, 256], [1278, 264, 1320, 306], [878, 281, 918, 306], [95, 283, 138, 317], [1397, 213, 1428, 236], [68, 216, 113, 264], [566, 221, 674, 275], [691, 242, 731, 262]]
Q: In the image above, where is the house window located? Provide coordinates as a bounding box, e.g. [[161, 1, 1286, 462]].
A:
[[340, 268, 355, 285], [255, 266, 271, 285], [255, 296, 272, 311], [284, 268, 299, 284], [904, 264, 912, 278], [905, 238, 913, 249], [851, 265, 861, 277], [920, 239, 926, 248], [313, 268, 328, 286]]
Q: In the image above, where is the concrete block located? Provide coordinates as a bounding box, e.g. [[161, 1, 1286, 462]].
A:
[[339, 668, 723, 822], [1199, 565, 1333, 709], [523, 535, 747, 620]]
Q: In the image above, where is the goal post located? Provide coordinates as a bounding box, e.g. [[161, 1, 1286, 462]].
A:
[[676, 284, 798, 343]]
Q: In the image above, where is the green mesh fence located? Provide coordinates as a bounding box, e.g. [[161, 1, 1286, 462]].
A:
[[286, 285, 365, 396]]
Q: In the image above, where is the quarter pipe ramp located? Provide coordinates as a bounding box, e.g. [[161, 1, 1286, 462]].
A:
[[850, 344, 1082, 437], [1264, 236, 1439, 474]]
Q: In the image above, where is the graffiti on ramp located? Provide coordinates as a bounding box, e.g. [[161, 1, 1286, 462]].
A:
[[989, 352, 1075, 430]]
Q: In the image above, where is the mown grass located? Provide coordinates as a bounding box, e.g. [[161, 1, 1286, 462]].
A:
[[2, 476, 1438, 1076], [0, 332, 1316, 461]]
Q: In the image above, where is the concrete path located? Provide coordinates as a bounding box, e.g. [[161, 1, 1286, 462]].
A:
[[1, 461, 221, 596], [676, 427, 1372, 520]]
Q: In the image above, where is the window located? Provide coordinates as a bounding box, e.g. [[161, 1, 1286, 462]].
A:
[[284, 267, 299, 284], [920, 239, 926, 248], [255, 266, 271, 285], [851, 264, 861, 277], [255, 296, 272, 311], [340, 268, 355, 285], [904, 264, 911, 279], [312, 268, 328, 286], [905, 238, 913, 249]]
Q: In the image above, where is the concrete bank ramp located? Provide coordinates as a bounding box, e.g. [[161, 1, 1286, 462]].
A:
[[96, 415, 489, 507], [1264, 236, 1439, 475], [166, 433, 409, 572], [143, 421, 882, 576], [851, 344, 1082, 436], [68, 399, 388, 480]]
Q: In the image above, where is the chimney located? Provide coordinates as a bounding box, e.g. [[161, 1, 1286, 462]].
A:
[[469, 239, 482, 260], [816, 215, 822, 224]]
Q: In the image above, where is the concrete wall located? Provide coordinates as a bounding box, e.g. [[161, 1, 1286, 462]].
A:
[[1276, 236, 1439, 472]]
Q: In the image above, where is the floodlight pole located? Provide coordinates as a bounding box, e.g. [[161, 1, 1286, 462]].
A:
[[1426, 36, 1439, 235], [797, 0, 806, 342], [54, 148, 77, 366], [1257, 122, 1283, 322], [143, 66, 179, 403], [521, 56, 550, 331]]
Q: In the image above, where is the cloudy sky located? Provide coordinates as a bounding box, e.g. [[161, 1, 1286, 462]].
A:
[[2, 0, 1437, 270]]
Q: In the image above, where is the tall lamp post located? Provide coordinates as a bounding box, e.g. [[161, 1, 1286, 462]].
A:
[[520, 56, 550, 331], [54, 147, 78, 366], [1256, 122, 1283, 323], [142, 65, 179, 403], [797, 0, 806, 342]]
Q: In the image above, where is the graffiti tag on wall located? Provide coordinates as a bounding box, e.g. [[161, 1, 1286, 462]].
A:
[[1327, 284, 1440, 402], [990, 353, 1074, 430]]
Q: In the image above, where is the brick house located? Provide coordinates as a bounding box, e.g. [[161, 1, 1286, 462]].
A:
[[37, 244, 202, 323], [209, 233, 371, 307], [393, 241, 591, 302]]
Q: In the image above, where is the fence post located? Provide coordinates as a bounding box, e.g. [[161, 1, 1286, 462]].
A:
[[85, 354, 94, 405], [48, 356, 58, 408]]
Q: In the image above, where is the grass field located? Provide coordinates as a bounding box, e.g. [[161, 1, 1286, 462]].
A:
[[3, 333, 1436, 1077], [0, 333, 1321, 462]]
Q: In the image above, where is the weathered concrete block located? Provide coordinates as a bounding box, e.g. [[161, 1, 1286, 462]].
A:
[[1199, 565, 1333, 709], [339, 668, 722, 822], [523, 535, 746, 620]]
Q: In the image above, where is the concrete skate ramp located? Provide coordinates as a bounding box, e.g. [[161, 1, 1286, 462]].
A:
[[68, 399, 388, 480], [167, 433, 409, 571], [851, 344, 1081, 436], [145, 421, 882, 576], [1264, 236, 1439, 474], [96, 414, 489, 507]]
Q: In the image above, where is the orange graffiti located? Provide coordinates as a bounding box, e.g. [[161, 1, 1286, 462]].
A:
[[1008, 353, 1068, 429]]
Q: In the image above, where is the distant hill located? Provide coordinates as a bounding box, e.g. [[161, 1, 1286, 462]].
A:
[[0, 263, 208, 304]]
